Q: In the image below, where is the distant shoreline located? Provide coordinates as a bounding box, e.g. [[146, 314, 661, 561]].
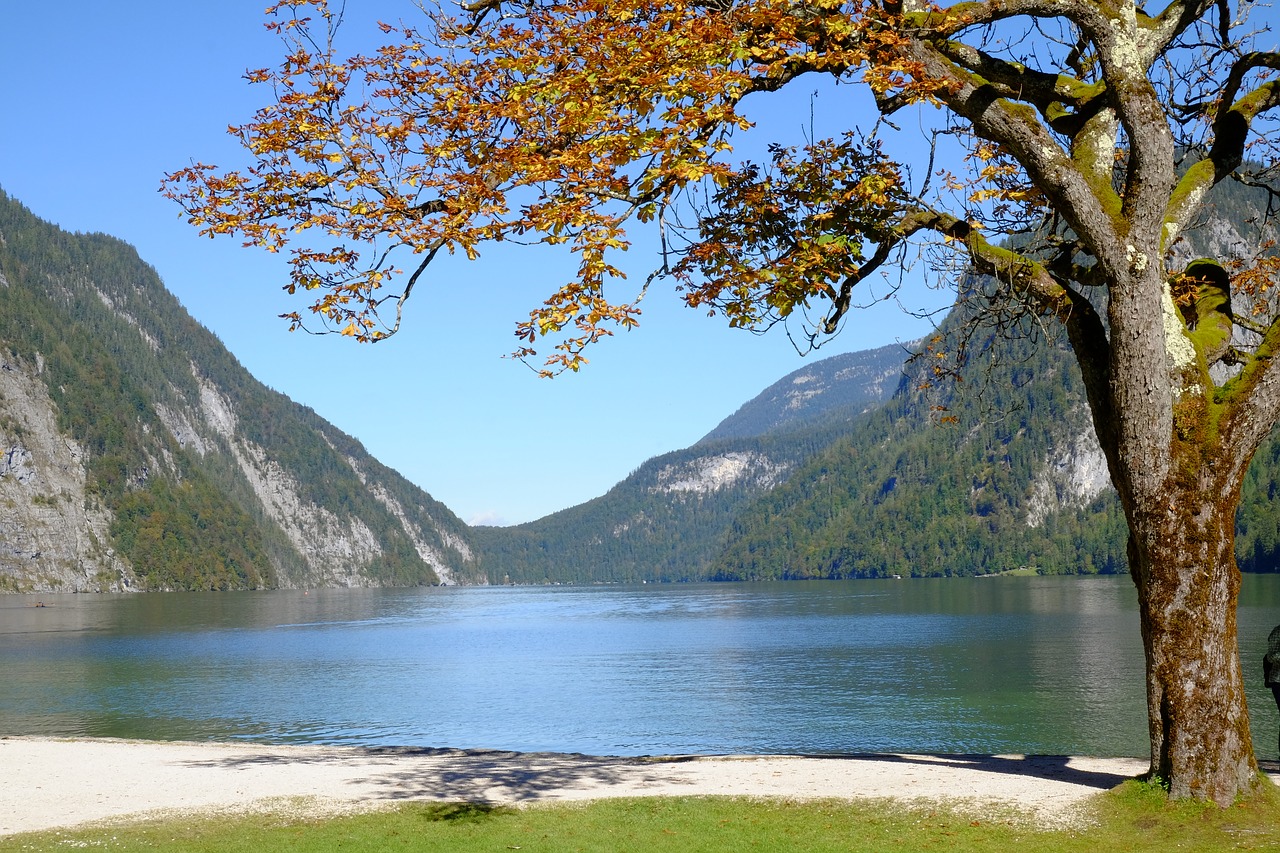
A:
[[0, 572, 1109, 595], [0, 736, 1164, 835]]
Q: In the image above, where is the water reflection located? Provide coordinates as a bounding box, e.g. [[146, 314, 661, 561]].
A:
[[0, 576, 1276, 757]]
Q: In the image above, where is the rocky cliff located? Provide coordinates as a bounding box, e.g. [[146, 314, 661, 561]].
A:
[[0, 189, 480, 592], [0, 353, 128, 590], [473, 348, 913, 584]]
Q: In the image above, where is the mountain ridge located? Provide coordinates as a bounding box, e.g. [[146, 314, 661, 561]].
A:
[[5, 178, 1278, 592], [474, 176, 1280, 583], [473, 342, 913, 583], [0, 189, 482, 592], [697, 340, 915, 444]]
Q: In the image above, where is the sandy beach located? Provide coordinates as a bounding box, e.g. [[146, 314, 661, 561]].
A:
[[0, 737, 1178, 835]]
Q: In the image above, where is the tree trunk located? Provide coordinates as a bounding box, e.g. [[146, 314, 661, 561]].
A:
[[1127, 469, 1260, 804]]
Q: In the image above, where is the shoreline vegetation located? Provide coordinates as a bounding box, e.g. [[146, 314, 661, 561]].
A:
[[0, 739, 1276, 851], [3, 569, 1092, 595]]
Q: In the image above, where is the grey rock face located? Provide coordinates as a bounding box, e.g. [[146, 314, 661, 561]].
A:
[[0, 358, 133, 592]]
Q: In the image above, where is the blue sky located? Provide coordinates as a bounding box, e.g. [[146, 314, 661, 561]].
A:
[[0, 3, 953, 524]]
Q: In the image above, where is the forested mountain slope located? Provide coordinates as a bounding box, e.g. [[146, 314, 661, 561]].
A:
[[477, 308, 1136, 583], [698, 342, 911, 443], [714, 311, 1130, 578], [712, 178, 1280, 580], [482, 305, 1280, 584], [478, 177, 1280, 584], [473, 343, 911, 583], [716, 323, 1280, 579], [0, 190, 481, 592]]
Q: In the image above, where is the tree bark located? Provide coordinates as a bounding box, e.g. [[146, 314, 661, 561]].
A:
[[1126, 465, 1260, 804], [1081, 251, 1267, 803]]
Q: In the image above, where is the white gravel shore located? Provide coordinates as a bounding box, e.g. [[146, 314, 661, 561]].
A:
[[0, 737, 1165, 835]]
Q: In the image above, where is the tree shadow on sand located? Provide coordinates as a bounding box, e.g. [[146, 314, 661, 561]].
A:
[[177, 746, 1152, 804], [178, 746, 692, 803], [802, 752, 1139, 791]]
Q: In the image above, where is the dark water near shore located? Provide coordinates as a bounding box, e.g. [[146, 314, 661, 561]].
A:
[[2, 576, 1279, 757]]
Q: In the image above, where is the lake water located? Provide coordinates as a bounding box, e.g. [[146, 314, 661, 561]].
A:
[[3, 576, 1279, 758]]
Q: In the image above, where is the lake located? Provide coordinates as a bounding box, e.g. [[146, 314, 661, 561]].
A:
[[2, 575, 1279, 758]]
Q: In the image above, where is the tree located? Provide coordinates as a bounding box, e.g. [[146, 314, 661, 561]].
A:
[[164, 0, 1280, 802]]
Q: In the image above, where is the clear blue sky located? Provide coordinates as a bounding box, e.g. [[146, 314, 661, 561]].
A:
[[0, 2, 952, 524]]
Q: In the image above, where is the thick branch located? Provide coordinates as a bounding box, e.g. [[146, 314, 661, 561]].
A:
[[1089, 8, 1174, 235], [1219, 317, 1280, 473], [914, 0, 1209, 249], [1142, 0, 1219, 61], [1220, 52, 1280, 112], [1165, 52, 1280, 246], [931, 39, 1108, 135], [912, 0, 1109, 40], [899, 38, 1129, 271]]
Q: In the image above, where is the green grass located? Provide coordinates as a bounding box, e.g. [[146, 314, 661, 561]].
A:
[[3, 782, 1279, 852]]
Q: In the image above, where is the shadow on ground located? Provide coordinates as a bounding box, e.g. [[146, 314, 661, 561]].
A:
[[803, 753, 1137, 791], [179, 746, 678, 803], [178, 746, 1149, 804]]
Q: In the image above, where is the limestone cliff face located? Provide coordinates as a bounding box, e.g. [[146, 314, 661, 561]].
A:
[[346, 455, 474, 586], [649, 451, 787, 496], [0, 357, 133, 591], [185, 376, 385, 589], [0, 189, 480, 592], [1025, 424, 1111, 528]]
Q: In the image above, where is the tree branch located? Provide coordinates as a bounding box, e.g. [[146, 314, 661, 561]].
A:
[[1220, 315, 1280, 470], [1142, 0, 1219, 61], [899, 37, 1128, 272], [930, 39, 1108, 135], [1165, 52, 1280, 246]]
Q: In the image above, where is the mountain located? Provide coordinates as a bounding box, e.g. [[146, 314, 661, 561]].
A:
[[475, 309, 1135, 583], [697, 342, 912, 443], [6, 175, 1276, 593], [472, 342, 912, 583], [476, 177, 1280, 584], [0, 189, 482, 593], [714, 177, 1280, 580], [713, 310, 1130, 579]]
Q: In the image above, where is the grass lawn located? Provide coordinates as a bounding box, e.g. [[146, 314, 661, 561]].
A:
[[2, 781, 1277, 852]]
